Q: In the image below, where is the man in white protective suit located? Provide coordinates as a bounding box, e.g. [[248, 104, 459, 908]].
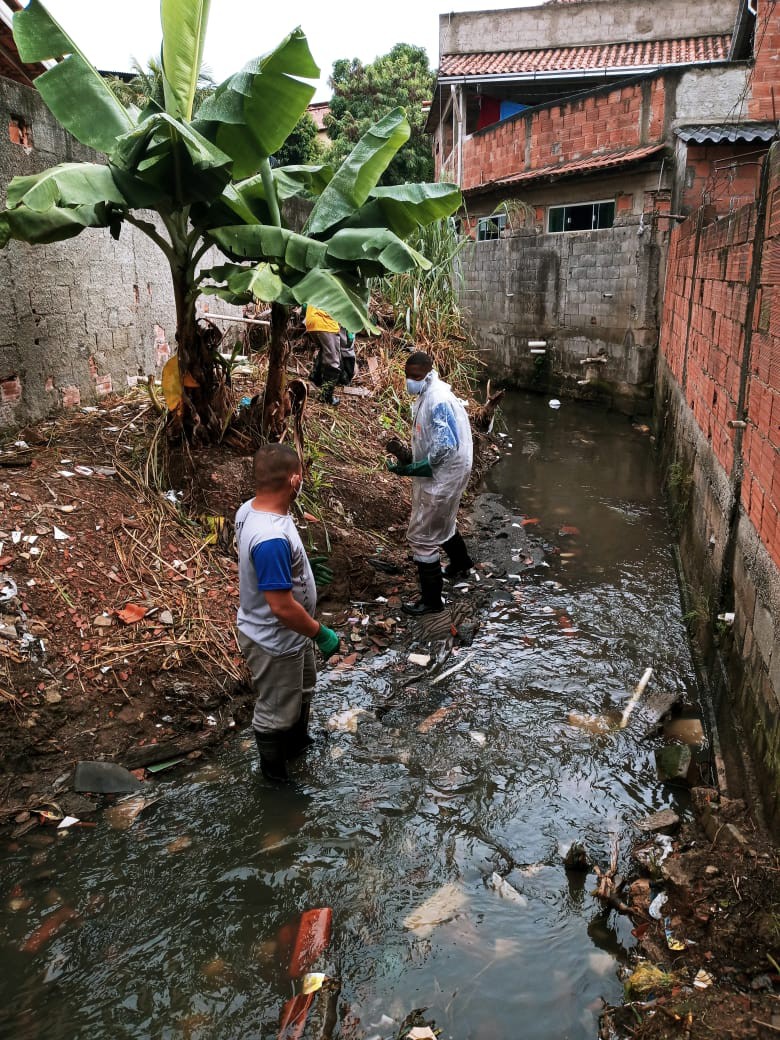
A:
[[387, 352, 474, 615]]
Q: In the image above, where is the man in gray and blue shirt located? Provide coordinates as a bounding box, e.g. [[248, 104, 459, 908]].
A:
[[236, 444, 340, 781]]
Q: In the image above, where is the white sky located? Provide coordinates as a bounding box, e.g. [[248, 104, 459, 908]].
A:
[[43, 0, 540, 101]]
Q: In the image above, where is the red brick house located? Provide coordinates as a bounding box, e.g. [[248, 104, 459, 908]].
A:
[[429, 0, 776, 235], [426, 0, 778, 410]]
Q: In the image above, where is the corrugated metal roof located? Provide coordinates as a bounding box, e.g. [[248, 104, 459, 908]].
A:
[[675, 123, 778, 144], [467, 144, 667, 195], [439, 35, 731, 78]]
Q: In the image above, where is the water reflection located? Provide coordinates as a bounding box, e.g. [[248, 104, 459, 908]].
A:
[[0, 393, 697, 1040]]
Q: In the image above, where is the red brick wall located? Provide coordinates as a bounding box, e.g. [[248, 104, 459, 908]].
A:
[[742, 145, 780, 561], [683, 143, 766, 214], [748, 0, 780, 121], [659, 144, 780, 568], [460, 76, 664, 191]]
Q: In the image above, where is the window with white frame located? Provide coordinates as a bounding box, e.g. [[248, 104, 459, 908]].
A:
[[547, 200, 615, 233], [476, 213, 507, 241]]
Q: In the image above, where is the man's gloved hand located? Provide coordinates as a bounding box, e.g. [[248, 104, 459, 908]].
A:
[[315, 624, 340, 659], [386, 458, 433, 477]]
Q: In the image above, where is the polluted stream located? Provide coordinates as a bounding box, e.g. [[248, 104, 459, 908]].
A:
[[1, 392, 702, 1040]]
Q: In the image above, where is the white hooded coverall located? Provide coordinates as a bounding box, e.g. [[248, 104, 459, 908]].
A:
[[407, 370, 473, 562]]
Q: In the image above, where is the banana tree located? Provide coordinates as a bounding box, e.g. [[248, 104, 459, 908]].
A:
[[0, 0, 461, 443]]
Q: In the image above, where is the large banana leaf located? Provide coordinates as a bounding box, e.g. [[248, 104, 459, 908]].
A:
[[194, 30, 319, 179], [211, 224, 328, 272], [305, 108, 410, 236], [13, 0, 133, 154], [0, 201, 116, 247], [346, 182, 462, 238], [6, 163, 126, 211], [201, 261, 284, 304], [111, 113, 232, 206], [161, 0, 211, 121], [290, 269, 377, 334], [326, 228, 431, 273], [190, 183, 265, 231]]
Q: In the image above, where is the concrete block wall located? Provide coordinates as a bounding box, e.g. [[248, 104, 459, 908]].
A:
[[459, 219, 659, 410], [0, 76, 240, 430], [439, 0, 738, 55], [656, 142, 780, 830], [0, 76, 181, 429]]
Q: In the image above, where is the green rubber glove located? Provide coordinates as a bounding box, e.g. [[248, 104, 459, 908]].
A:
[[386, 458, 433, 477], [315, 624, 340, 659]]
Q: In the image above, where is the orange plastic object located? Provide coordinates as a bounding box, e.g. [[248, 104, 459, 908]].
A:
[[278, 993, 314, 1040], [289, 907, 332, 977]]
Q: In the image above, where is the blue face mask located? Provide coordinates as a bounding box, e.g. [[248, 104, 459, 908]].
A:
[[406, 377, 426, 395]]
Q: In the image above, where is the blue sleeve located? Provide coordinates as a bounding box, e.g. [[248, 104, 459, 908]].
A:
[[251, 538, 293, 591], [428, 401, 460, 466]]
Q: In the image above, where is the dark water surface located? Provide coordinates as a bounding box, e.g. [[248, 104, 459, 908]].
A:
[[0, 393, 698, 1040]]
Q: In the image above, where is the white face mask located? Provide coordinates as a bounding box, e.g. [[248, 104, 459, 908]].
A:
[[406, 377, 426, 395]]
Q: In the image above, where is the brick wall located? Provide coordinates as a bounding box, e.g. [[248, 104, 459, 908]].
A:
[[457, 74, 669, 192], [660, 148, 779, 568], [656, 142, 780, 830], [748, 0, 780, 121], [743, 144, 780, 565]]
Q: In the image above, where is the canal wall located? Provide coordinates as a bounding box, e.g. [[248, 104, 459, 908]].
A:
[[655, 142, 780, 830], [459, 216, 661, 413]]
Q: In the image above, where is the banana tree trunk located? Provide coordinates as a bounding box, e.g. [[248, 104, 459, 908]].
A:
[[262, 301, 290, 440], [171, 259, 225, 444]]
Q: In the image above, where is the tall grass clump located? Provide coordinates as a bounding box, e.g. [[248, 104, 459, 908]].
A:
[[374, 217, 481, 397]]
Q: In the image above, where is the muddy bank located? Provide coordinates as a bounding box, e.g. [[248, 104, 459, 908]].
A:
[[599, 788, 780, 1040], [0, 353, 499, 821]]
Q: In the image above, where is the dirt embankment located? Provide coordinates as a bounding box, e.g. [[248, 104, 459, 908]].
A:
[[0, 343, 498, 820], [600, 790, 780, 1040]]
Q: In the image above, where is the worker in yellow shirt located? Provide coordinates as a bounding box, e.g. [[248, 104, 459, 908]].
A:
[[305, 306, 342, 405]]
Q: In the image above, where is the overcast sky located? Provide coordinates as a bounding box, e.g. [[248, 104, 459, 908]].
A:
[[43, 0, 540, 101]]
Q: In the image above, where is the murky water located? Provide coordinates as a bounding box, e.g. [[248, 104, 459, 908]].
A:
[[1, 393, 699, 1040]]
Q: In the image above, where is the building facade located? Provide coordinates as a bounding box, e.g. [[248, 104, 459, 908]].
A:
[[427, 0, 778, 410]]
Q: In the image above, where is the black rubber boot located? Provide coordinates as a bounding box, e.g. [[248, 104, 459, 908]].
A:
[[286, 702, 315, 759], [441, 531, 474, 579], [320, 366, 341, 405], [402, 560, 445, 615], [254, 729, 290, 781]]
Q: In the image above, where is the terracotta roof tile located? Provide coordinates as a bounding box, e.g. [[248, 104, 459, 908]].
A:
[[440, 35, 731, 77], [468, 144, 667, 194]]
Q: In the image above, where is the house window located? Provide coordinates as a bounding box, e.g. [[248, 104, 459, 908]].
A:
[[547, 200, 615, 233], [476, 213, 506, 241]]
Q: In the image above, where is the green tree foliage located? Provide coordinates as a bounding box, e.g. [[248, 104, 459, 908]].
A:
[[326, 44, 435, 185], [272, 112, 322, 166], [104, 58, 216, 115]]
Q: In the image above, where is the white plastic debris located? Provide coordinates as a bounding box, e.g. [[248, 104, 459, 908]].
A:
[[327, 707, 368, 733], [403, 882, 466, 936], [648, 892, 668, 919], [53, 526, 69, 541], [408, 652, 431, 668], [74, 465, 93, 476], [469, 731, 487, 746], [11, 530, 21, 545], [57, 471, 76, 477], [57, 816, 80, 830], [489, 872, 528, 906], [549, 399, 561, 409]]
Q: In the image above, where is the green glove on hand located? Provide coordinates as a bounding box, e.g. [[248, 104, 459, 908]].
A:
[[386, 458, 433, 477], [315, 624, 340, 659]]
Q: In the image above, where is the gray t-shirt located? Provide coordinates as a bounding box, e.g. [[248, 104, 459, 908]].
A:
[[235, 501, 317, 656]]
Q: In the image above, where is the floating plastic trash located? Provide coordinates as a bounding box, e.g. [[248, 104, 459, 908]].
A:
[[549, 399, 561, 409]]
